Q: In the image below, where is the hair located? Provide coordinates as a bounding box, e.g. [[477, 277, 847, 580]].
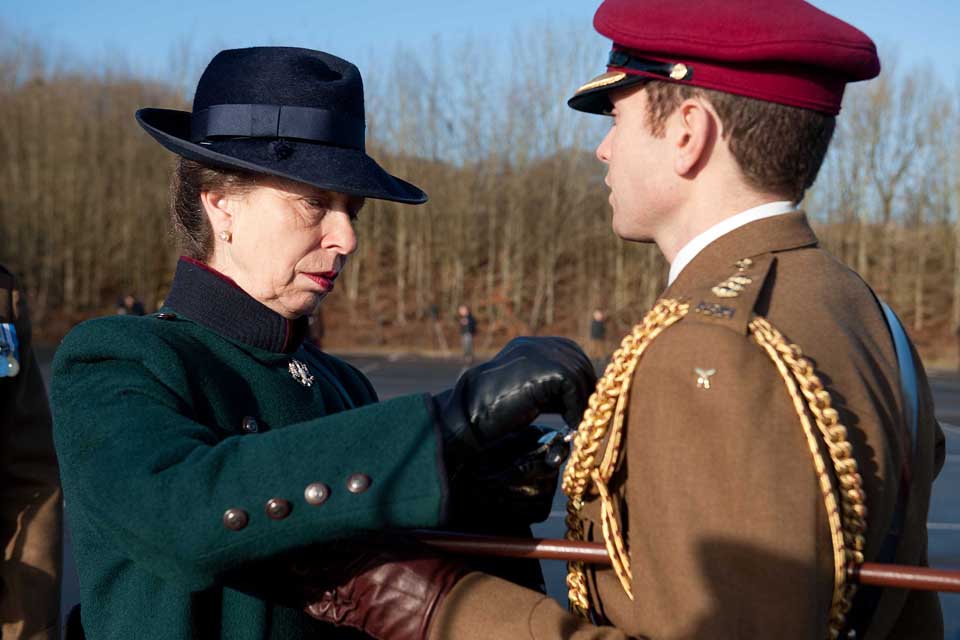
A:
[[641, 81, 836, 203], [169, 158, 260, 260]]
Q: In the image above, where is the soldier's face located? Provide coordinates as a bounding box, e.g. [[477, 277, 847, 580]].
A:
[[595, 86, 679, 242], [207, 179, 361, 319]]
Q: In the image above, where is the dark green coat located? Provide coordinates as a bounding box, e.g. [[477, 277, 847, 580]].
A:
[[51, 261, 448, 639]]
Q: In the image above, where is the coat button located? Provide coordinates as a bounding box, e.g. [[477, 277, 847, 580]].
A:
[[346, 473, 372, 494], [265, 498, 291, 520], [223, 508, 249, 531], [304, 482, 330, 505], [155, 312, 177, 320], [241, 416, 259, 433]]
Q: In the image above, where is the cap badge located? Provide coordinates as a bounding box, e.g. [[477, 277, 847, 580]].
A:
[[669, 63, 691, 81], [576, 71, 627, 95], [695, 367, 716, 390], [288, 359, 314, 387]]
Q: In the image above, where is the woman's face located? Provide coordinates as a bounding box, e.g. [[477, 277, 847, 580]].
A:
[[205, 178, 361, 319]]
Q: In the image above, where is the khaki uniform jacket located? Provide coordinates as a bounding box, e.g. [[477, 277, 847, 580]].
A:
[[430, 213, 945, 640], [0, 267, 62, 640]]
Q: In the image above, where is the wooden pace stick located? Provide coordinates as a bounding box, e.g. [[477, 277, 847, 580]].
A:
[[413, 530, 960, 594]]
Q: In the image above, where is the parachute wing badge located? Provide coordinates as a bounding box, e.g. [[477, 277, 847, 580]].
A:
[[694, 367, 716, 389]]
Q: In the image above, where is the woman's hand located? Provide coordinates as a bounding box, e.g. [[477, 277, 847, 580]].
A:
[[448, 425, 569, 527], [431, 336, 596, 471]]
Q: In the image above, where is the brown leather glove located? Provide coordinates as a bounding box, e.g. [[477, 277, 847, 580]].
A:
[[300, 545, 469, 640]]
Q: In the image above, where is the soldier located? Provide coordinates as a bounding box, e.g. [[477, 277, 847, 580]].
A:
[[304, 1, 946, 639], [0, 266, 62, 640]]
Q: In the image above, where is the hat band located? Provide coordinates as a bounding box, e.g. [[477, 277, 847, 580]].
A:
[[190, 104, 365, 150], [608, 49, 693, 82]]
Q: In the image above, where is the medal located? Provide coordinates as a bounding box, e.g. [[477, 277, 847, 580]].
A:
[[288, 359, 314, 387], [0, 323, 20, 378]]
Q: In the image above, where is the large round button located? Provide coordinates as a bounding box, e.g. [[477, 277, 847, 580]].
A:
[[346, 473, 372, 494], [241, 416, 259, 433], [223, 508, 249, 531], [265, 498, 291, 520], [304, 482, 330, 505]]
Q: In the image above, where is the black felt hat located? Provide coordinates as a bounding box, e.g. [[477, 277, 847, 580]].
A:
[[136, 47, 427, 204]]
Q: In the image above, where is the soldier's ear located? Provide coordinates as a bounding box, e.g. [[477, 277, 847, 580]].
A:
[[672, 97, 715, 177]]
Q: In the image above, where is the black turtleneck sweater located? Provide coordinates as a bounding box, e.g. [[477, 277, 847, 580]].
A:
[[165, 257, 310, 354]]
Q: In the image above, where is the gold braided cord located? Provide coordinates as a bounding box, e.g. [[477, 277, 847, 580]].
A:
[[749, 317, 866, 639], [561, 302, 866, 640], [562, 299, 691, 616]]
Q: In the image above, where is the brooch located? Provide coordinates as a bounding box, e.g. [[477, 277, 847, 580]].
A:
[[288, 359, 314, 387]]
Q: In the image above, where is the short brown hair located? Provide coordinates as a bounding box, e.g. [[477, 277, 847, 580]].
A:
[[641, 81, 835, 203], [169, 159, 260, 260]]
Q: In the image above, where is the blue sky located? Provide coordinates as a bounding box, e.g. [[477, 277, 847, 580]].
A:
[[3, 1, 958, 88]]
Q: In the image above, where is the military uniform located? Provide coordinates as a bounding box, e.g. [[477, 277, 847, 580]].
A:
[[426, 212, 946, 639], [398, 1, 949, 638], [51, 259, 450, 639], [0, 266, 62, 640]]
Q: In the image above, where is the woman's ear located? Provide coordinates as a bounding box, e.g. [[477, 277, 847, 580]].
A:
[[673, 97, 716, 177], [200, 190, 234, 235]]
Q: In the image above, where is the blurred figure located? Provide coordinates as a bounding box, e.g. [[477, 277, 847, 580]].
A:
[[588, 308, 607, 361], [0, 265, 62, 640], [457, 304, 477, 365], [955, 324, 960, 373], [115, 294, 145, 316], [428, 303, 449, 354]]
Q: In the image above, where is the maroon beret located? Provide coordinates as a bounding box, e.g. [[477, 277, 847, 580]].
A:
[[569, 0, 880, 116]]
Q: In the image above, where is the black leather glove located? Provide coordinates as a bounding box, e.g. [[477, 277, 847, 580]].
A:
[[431, 336, 595, 472], [444, 425, 570, 594], [450, 424, 569, 526]]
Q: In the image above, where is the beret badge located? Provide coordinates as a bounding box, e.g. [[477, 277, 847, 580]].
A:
[[669, 63, 691, 81]]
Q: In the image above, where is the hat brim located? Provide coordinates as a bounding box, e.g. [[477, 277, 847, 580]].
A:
[[136, 108, 427, 205], [567, 71, 648, 115]]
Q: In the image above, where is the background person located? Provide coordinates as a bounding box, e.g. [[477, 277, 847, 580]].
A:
[[457, 304, 477, 365], [50, 47, 596, 640], [0, 265, 62, 640], [114, 293, 145, 316], [588, 308, 607, 361]]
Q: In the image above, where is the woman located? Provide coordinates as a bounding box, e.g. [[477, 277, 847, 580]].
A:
[[50, 47, 595, 639]]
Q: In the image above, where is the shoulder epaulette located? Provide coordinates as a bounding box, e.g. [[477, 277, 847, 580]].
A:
[[683, 252, 776, 335]]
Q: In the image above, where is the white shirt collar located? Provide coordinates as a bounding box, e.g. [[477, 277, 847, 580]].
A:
[[667, 201, 796, 286]]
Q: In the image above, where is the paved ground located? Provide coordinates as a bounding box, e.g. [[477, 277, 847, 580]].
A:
[[46, 351, 960, 637]]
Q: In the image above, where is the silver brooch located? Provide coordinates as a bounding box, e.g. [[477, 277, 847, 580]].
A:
[[288, 359, 314, 387]]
